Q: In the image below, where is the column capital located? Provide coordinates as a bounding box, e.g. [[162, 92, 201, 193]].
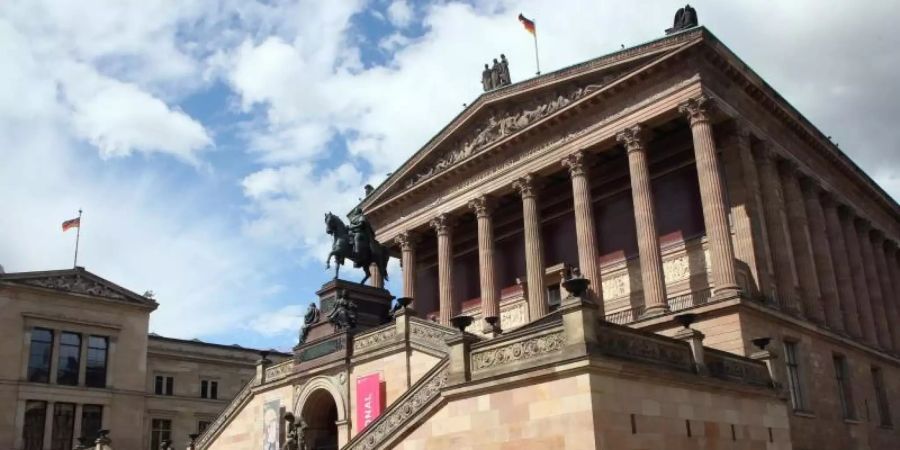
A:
[[855, 216, 871, 231], [467, 195, 496, 218], [678, 95, 715, 125], [777, 157, 800, 175], [750, 140, 777, 162], [513, 174, 543, 199], [616, 124, 648, 153], [870, 228, 885, 244], [394, 230, 420, 251], [561, 150, 592, 178], [429, 213, 456, 236], [837, 203, 855, 219], [797, 174, 819, 196]]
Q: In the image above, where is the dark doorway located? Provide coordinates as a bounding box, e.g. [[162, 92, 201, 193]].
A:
[[301, 389, 339, 450]]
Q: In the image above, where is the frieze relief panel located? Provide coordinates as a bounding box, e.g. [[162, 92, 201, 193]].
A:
[[352, 325, 399, 354], [460, 297, 529, 335], [599, 237, 711, 303], [19, 275, 128, 300], [470, 330, 566, 374], [264, 360, 294, 383]]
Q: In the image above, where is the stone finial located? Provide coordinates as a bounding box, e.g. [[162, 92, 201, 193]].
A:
[[615, 124, 648, 153], [512, 174, 543, 198], [429, 213, 456, 236], [678, 95, 714, 124], [467, 195, 496, 218]]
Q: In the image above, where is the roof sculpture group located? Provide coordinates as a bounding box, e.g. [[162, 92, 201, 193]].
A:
[[666, 4, 698, 35], [481, 54, 511, 91]]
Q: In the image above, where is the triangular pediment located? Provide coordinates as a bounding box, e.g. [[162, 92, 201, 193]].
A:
[[0, 267, 158, 308], [361, 28, 706, 211]]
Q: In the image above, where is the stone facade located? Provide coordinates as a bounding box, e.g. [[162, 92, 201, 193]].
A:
[[0, 268, 288, 450]]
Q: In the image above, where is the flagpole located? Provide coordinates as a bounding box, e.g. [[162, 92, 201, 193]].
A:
[[533, 27, 541, 75], [73, 209, 82, 268]]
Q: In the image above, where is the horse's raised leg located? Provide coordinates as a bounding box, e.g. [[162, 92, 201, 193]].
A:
[[360, 264, 370, 285], [334, 262, 340, 280], [325, 252, 332, 269]]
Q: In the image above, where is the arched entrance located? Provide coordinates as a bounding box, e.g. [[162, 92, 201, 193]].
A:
[[301, 389, 339, 450]]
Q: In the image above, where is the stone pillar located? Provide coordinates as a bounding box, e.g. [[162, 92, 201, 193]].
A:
[[674, 327, 708, 375], [840, 209, 877, 345], [255, 352, 271, 384], [395, 231, 419, 302], [43, 401, 54, 450], [430, 214, 457, 326], [858, 223, 890, 349], [561, 150, 604, 314], [822, 196, 861, 336], [368, 263, 384, 289], [679, 96, 740, 298], [779, 162, 825, 324], [468, 195, 501, 332], [617, 125, 668, 316], [883, 244, 900, 350], [755, 145, 801, 313], [513, 174, 549, 321], [725, 124, 775, 297], [800, 179, 843, 331], [870, 233, 897, 352]]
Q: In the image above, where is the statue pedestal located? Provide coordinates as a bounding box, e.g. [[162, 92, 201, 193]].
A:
[[292, 279, 394, 368]]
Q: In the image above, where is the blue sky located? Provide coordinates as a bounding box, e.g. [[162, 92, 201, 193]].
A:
[[2, 0, 899, 352]]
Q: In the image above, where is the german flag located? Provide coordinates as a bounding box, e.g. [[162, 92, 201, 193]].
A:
[[518, 13, 536, 35], [62, 217, 80, 232]]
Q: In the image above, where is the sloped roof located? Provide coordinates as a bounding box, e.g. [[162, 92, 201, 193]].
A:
[[0, 266, 158, 309]]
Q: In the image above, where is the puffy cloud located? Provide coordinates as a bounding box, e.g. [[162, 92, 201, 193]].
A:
[[387, 0, 414, 28]]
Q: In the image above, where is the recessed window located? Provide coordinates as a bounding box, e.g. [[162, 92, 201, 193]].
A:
[[23, 400, 47, 450], [56, 332, 81, 386], [80, 405, 103, 443], [783, 341, 806, 411], [201, 380, 218, 399], [155, 375, 174, 396], [50, 402, 75, 450], [872, 366, 892, 427], [27, 328, 54, 383], [833, 355, 856, 419], [150, 419, 172, 450], [85, 336, 108, 388]]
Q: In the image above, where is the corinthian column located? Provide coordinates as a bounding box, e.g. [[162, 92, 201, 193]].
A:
[[561, 150, 604, 314], [617, 125, 668, 317], [468, 195, 501, 331], [800, 179, 843, 331], [822, 195, 862, 336], [857, 221, 888, 348], [840, 209, 877, 345], [755, 146, 801, 313], [870, 232, 896, 351], [779, 162, 825, 323], [882, 243, 900, 350], [430, 214, 456, 326], [513, 174, 549, 321], [679, 96, 739, 298], [395, 231, 420, 301]]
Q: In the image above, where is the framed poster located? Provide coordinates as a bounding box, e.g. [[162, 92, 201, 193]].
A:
[[263, 399, 281, 450], [355, 373, 384, 431]]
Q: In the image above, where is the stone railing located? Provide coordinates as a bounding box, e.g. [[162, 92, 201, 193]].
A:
[[352, 323, 400, 355], [343, 359, 450, 450], [604, 287, 714, 324], [469, 320, 566, 377], [595, 320, 695, 373], [263, 359, 294, 383], [408, 317, 457, 354], [705, 348, 772, 387], [194, 377, 255, 449]]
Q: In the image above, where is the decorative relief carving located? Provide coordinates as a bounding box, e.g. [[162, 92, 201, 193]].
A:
[[596, 326, 693, 372], [706, 352, 771, 387], [499, 301, 527, 329], [678, 95, 713, 125], [264, 360, 294, 383], [601, 273, 630, 299], [409, 320, 455, 353], [353, 326, 399, 353], [346, 365, 449, 450], [663, 255, 691, 283], [429, 214, 456, 236], [404, 87, 588, 189], [393, 231, 420, 251], [561, 150, 589, 178], [470, 330, 566, 373], [467, 195, 496, 218], [512, 173, 543, 199], [21, 275, 127, 300]]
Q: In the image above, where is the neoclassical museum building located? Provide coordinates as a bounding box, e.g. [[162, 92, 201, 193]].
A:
[[197, 22, 899, 450]]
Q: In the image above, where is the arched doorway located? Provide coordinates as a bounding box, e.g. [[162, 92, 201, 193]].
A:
[[301, 389, 338, 450]]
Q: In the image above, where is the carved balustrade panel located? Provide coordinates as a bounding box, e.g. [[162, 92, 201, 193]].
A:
[[470, 329, 566, 375]]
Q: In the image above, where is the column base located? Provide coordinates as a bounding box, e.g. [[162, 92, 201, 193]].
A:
[[711, 286, 742, 302], [640, 305, 670, 319]]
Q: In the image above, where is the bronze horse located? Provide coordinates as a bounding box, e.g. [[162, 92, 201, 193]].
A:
[[324, 212, 389, 285]]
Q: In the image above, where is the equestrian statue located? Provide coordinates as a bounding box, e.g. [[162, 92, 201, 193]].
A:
[[324, 207, 390, 286]]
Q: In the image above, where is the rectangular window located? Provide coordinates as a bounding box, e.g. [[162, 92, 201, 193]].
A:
[[80, 405, 103, 443], [872, 367, 892, 427], [23, 400, 47, 450], [154, 376, 174, 396], [198, 421, 210, 433], [27, 328, 54, 383], [833, 355, 856, 419], [50, 402, 75, 450], [150, 419, 172, 450], [783, 341, 806, 411], [201, 380, 218, 399], [56, 332, 81, 386], [85, 336, 108, 388]]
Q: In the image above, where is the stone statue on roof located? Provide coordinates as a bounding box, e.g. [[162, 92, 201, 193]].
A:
[[666, 4, 698, 35], [481, 64, 492, 91]]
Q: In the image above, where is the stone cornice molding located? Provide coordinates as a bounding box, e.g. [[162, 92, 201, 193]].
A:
[[394, 230, 420, 251], [678, 94, 714, 125], [615, 124, 649, 153], [467, 195, 496, 218], [561, 150, 591, 178], [429, 213, 456, 236], [512, 174, 543, 199]]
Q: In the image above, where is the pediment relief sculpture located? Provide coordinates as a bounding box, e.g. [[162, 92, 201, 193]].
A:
[[401, 82, 609, 190], [20, 275, 127, 300]]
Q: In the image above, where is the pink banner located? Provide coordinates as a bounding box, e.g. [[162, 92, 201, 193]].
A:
[[356, 373, 384, 430]]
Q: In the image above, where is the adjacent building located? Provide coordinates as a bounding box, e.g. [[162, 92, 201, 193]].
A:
[[0, 267, 289, 450]]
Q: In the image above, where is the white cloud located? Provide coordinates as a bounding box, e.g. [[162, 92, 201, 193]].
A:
[[387, 0, 414, 28]]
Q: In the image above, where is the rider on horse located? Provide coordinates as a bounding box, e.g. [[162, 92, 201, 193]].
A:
[[347, 206, 373, 267]]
